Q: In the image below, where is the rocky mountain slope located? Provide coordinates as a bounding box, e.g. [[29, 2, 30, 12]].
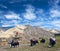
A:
[[0, 25, 54, 43], [45, 28, 60, 34]]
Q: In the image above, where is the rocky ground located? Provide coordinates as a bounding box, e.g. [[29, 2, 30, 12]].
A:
[[0, 36, 60, 51]]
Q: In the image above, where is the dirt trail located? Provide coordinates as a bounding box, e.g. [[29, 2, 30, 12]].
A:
[[0, 47, 7, 51]]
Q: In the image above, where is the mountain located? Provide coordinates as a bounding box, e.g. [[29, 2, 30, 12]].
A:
[[0, 25, 54, 43], [45, 28, 60, 34], [0, 27, 12, 31], [24, 25, 54, 39], [0, 27, 11, 34], [0, 29, 4, 34]]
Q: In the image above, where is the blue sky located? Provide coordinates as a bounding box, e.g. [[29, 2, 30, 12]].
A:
[[0, 0, 60, 30]]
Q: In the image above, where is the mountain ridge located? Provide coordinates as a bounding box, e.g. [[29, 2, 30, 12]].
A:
[[0, 25, 56, 43]]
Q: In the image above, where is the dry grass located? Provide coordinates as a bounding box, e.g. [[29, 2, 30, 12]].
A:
[[0, 36, 59, 51]]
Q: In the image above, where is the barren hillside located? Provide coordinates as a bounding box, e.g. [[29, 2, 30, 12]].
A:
[[0, 25, 54, 43]]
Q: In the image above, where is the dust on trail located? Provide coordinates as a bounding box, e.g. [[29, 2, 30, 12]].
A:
[[0, 44, 29, 51], [0, 44, 60, 51], [0, 46, 7, 51]]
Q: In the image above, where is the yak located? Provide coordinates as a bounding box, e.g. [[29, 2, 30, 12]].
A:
[[9, 40, 19, 48]]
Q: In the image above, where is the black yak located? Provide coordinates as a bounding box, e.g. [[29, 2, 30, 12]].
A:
[[30, 39, 38, 46], [9, 40, 19, 48]]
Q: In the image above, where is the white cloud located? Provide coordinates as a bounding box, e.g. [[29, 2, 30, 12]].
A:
[[0, 11, 22, 27], [49, 0, 60, 17], [22, 22, 42, 26], [11, 20, 21, 25], [23, 20, 43, 26], [51, 20, 60, 27], [23, 5, 36, 20], [10, 0, 27, 4], [4, 11, 21, 20], [0, 4, 7, 8], [2, 24, 12, 27], [36, 9, 44, 15], [36, 17, 44, 21], [50, 9, 60, 17], [49, 0, 60, 9], [1, 19, 21, 27], [31, 22, 43, 26], [54, 0, 60, 9]]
